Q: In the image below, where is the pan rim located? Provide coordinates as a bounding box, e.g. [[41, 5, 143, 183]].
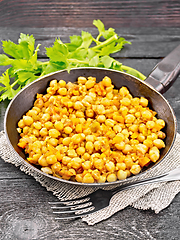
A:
[[4, 67, 177, 187]]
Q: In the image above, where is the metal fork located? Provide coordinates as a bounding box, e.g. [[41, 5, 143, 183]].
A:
[[49, 167, 180, 220]]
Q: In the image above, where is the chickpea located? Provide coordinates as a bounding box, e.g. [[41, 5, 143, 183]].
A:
[[119, 87, 129, 96], [121, 97, 131, 106], [85, 79, 95, 89], [49, 129, 60, 138], [64, 126, 73, 134], [105, 161, 115, 172], [18, 119, 25, 128], [85, 109, 94, 118], [78, 76, 87, 84], [58, 87, 67, 95], [117, 170, 127, 180], [54, 121, 64, 131], [85, 141, 94, 153], [62, 156, 71, 165], [71, 134, 82, 144], [122, 144, 133, 154], [62, 137, 71, 146], [130, 165, 141, 175], [141, 110, 153, 120], [67, 149, 77, 158], [94, 158, 104, 170], [38, 156, 49, 167], [86, 135, 95, 142], [76, 146, 85, 156], [46, 155, 58, 164], [107, 173, 117, 182], [23, 116, 33, 126], [17, 75, 166, 183], [74, 101, 84, 110], [82, 152, 90, 160], [149, 147, 160, 162], [125, 114, 135, 124], [82, 173, 94, 183], [136, 143, 148, 155], [153, 139, 165, 149], [41, 167, 53, 175], [96, 115, 106, 123], [59, 80, 66, 87], [45, 121, 53, 129], [116, 162, 126, 171], [82, 161, 92, 170], [146, 121, 155, 129], [96, 105, 106, 115], [97, 175, 106, 183], [39, 128, 48, 137], [140, 97, 148, 107], [48, 138, 58, 146], [106, 92, 113, 100], [105, 119, 115, 127], [70, 157, 82, 169], [113, 124, 122, 133], [102, 76, 112, 87]]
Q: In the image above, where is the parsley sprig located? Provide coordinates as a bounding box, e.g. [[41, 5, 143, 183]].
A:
[[0, 20, 146, 101]]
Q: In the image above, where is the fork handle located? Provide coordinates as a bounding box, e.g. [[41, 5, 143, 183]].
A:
[[112, 167, 180, 195]]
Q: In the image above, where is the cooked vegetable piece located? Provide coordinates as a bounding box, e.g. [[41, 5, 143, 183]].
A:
[[17, 76, 166, 183]]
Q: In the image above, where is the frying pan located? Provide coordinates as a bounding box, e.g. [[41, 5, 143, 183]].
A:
[[4, 44, 180, 187]]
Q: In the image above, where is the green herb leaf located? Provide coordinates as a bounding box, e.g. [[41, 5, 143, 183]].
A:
[[0, 54, 13, 65], [0, 20, 146, 101], [101, 56, 114, 68], [93, 19, 105, 34]]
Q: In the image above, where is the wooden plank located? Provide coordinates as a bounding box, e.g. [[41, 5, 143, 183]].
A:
[[0, 27, 179, 59], [0, 0, 179, 28], [0, 175, 180, 239], [0, 25, 180, 239]]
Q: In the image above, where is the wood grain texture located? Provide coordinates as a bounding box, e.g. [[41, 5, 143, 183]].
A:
[[0, 27, 180, 59], [0, 167, 180, 240], [0, 25, 180, 239], [0, 0, 180, 28]]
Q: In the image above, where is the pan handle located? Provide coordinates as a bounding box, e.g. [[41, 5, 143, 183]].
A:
[[144, 44, 180, 94]]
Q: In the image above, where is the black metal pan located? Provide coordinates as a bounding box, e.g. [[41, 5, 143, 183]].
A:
[[4, 44, 180, 187]]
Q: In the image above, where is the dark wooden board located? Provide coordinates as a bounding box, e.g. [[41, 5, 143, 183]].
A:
[[0, 0, 180, 28], [0, 27, 180, 58], [0, 167, 180, 239], [0, 25, 180, 239]]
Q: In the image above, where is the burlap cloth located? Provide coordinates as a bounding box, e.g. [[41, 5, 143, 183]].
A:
[[0, 130, 180, 225]]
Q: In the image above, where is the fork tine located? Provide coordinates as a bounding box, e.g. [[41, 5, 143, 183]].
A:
[[54, 208, 96, 220], [50, 201, 92, 210], [53, 205, 93, 214], [48, 195, 90, 205], [50, 205, 75, 209]]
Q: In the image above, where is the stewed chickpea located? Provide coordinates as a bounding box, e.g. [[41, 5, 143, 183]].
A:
[[17, 76, 166, 183]]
